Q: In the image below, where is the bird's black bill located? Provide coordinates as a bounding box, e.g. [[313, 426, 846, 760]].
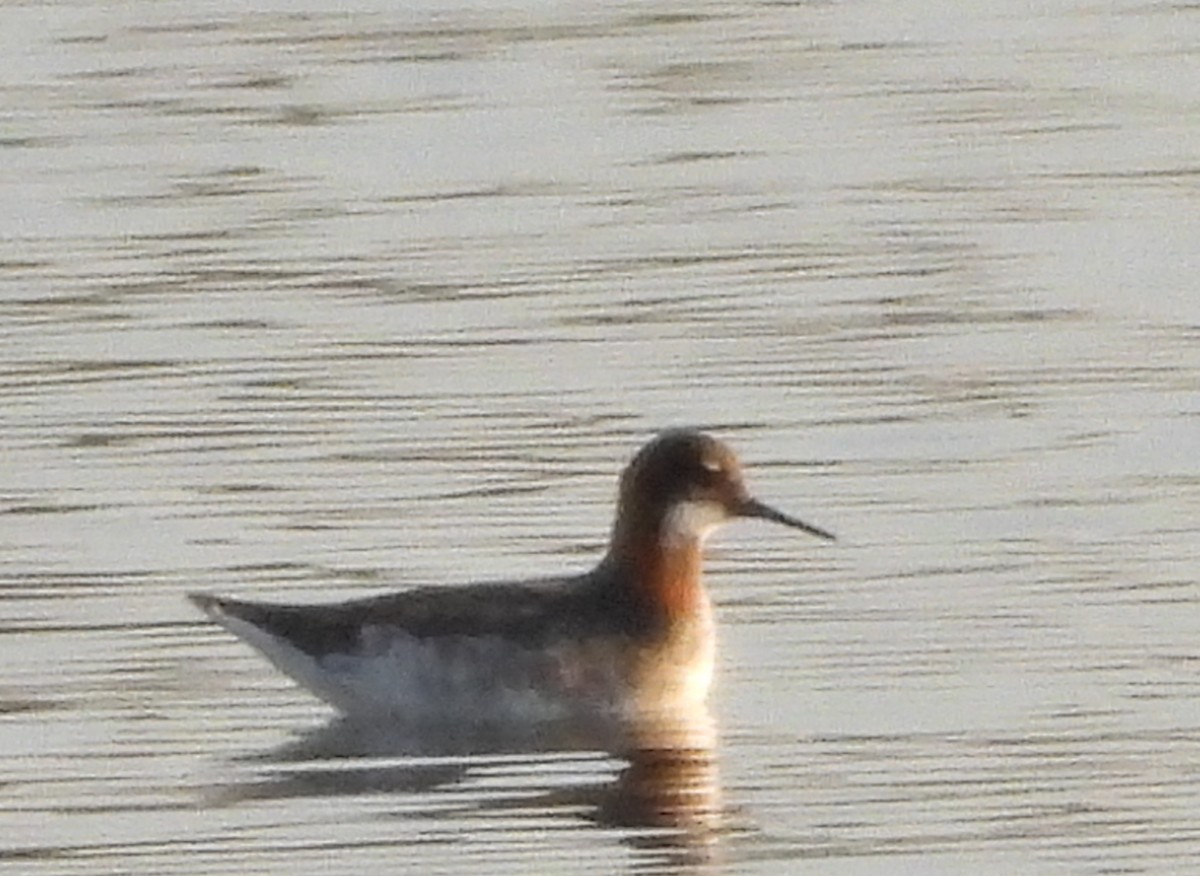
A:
[[739, 498, 836, 541]]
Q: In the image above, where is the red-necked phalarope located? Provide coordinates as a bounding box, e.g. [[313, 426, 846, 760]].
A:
[[190, 429, 834, 719]]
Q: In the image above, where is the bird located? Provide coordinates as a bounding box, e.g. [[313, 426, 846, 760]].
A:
[[189, 429, 834, 721]]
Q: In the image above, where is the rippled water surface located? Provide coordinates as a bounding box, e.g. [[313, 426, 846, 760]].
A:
[[3, 1, 1199, 873]]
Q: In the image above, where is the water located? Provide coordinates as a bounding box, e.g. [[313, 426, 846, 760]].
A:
[[3, 0, 1199, 872]]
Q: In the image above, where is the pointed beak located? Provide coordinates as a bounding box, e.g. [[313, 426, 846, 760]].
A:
[[737, 497, 836, 541]]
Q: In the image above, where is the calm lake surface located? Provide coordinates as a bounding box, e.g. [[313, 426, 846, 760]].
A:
[[3, 1, 1199, 873]]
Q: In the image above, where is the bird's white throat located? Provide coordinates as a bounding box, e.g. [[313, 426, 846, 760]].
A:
[[662, 499, 728, 546]]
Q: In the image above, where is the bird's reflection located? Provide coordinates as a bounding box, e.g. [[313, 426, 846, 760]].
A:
[[589, 708, 722, 861], [212, 702, 721, 863]]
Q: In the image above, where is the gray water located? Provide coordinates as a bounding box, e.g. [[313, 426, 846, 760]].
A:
[[3, 1, 1199, 873]]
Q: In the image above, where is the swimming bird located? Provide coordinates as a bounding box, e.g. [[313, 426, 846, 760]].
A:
[[189, 429, 834, 719]]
